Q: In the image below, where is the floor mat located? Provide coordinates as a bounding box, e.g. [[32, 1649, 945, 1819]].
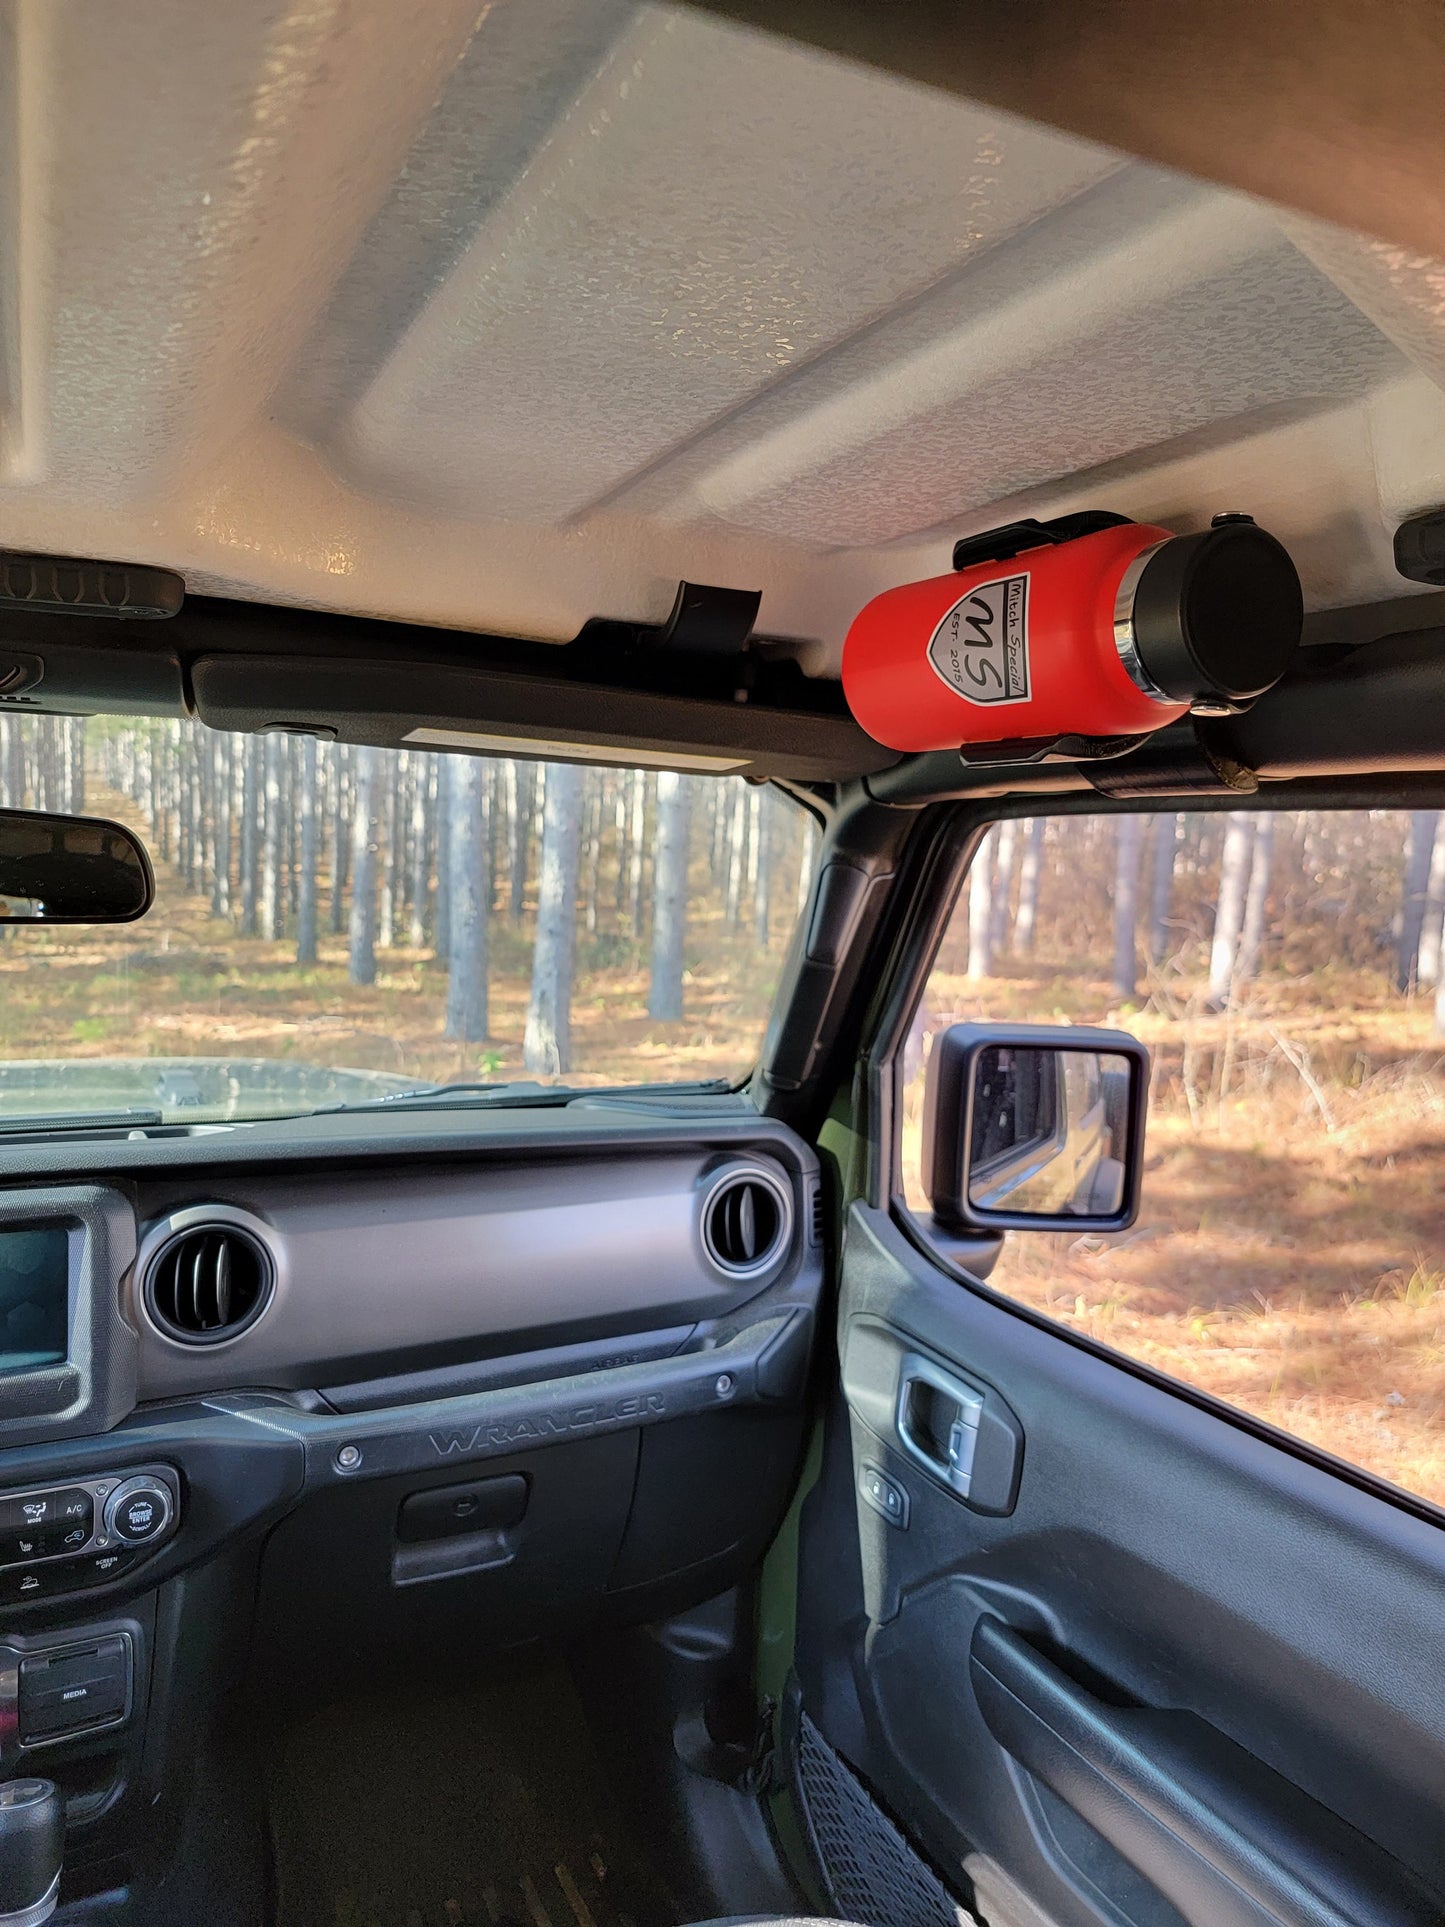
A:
[[267, 1655, 682, 1927]]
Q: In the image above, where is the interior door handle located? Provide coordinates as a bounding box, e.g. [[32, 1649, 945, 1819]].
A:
[[895, 1353, 985, 1498], [970, 1619, 1439, 1927]]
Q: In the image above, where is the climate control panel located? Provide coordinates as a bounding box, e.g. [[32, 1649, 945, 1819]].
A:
[[0, 1468, 179, 1603]]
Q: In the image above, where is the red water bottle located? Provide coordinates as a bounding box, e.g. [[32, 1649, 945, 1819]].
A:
[[841, 511, 1302, 754]]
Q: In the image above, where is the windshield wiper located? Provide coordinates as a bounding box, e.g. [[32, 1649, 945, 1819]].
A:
[[0, 1108, 166, 1135], [320, 1077, 734, 1114], [321, 1080, 552, 1111]]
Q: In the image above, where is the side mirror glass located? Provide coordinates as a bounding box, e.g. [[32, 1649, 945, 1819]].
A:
[[923, 1023, 1149, 1232], [0, 809, 154, 924]]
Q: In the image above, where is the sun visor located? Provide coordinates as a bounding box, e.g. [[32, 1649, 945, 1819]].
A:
[[189, 652, 892, 782]]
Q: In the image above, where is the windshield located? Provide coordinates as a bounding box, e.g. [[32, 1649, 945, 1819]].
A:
[[0, 715, 816, 1122]]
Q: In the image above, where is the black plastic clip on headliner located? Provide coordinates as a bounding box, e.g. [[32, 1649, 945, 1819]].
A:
[[655, 580, 762, 658]]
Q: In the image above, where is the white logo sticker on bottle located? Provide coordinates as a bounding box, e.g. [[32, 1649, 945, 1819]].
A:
[[926, 573, 1031, 706]]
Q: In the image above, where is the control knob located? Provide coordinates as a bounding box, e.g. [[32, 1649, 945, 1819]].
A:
[[101, 1478, 173, 1547]]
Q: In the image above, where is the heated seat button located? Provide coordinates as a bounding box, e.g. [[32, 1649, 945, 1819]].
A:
[[0, 1529, 49, 1567], [396, 1476, 528, 1543]]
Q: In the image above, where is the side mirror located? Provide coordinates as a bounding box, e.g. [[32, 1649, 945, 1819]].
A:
[[923, 1023, 1149, 1233], [0, 809, 154, 924]]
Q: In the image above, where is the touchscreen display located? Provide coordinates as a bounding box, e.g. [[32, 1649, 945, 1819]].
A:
[[0, 1228, 69, 1375]]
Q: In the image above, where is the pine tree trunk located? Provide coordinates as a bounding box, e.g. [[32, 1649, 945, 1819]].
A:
[[348, 746, 380, 986], [391, 753, 410, 931], [240, 739, 260, 935], [148, 733, 162, 855], [261, 735, 283, 940], [409, 755, 432, 947], [434, 757, 454, 962], [628, 770, 648, 938], [795, 818, 816, 916], [177, 748, 195, 889], [753, 788, 772, 947], [615, 777, 631, 913], [1397, 810, 1440, 993], [329, 745, 348, 935], [509, 761, 534, 922], [191, 733, 206, 890], [1148, 812, 1180, 963], [967, 829, 995, 979], [1236, 813, 1275, 983], [989, 817, 1019, 957], [377, 760, 397, 951], [296, 735, 320, 965], [649, 771, 690, 1019], [4, 718, 23, 806], [285, 737, 301, 920], [1207, 816, 1255, 1008], [502, 761, 519, 914], [1014, 817, 1045, 953], [68, 718, 85, 812], [583, 775, 603, 937], [1416, 827, 1445, 989], [524, 763, 585, 1073], [724, 784, 747, 928], [212, 736, 232, 918], [444, 755, 489, 1040], [1112, 813, 1145, 1000]]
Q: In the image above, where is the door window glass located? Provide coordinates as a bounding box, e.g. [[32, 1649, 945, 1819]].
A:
[[903, 808, 1445, 1506]]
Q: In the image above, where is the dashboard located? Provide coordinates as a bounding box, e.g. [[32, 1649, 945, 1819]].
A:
[[0, 1096, 824, 1884]]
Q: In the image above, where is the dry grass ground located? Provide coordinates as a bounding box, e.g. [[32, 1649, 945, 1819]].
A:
[[904, 959, 1445, 1506]]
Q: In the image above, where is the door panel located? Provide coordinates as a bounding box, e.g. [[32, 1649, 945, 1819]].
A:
[[792, 1202, 1445, 1927]]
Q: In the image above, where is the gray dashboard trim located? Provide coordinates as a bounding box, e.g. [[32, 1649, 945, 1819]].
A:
[[126, 1149, 810, 1398], [321, 1324, 697, 1412], [0, 1095, 797, 1181], [209, 1306, 811, 1489]]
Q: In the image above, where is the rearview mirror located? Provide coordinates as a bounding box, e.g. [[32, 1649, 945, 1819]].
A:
[[923, 1023, 1149, 1232], [0, 809, 154, 923]]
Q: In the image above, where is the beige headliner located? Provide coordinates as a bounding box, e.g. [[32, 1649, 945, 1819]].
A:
[[0, 0, 1442, 673]]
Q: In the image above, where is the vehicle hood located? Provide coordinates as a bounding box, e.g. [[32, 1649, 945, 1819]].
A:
[[0, 1058, 421, 1121]]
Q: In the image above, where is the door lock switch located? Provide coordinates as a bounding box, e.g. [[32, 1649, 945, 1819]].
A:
[[860, 1463, 911, 1528]]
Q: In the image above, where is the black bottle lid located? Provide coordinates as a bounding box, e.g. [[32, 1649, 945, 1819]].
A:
[[1131, 518, 1302, 705]]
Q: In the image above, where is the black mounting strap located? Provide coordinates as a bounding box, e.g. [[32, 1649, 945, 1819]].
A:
[[1086, 722, 1259, 797], [951, 510, 1132, 573], [957, 732, 1146, 769]]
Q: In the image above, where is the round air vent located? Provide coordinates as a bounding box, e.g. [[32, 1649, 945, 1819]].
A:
[[143, 1220, 275, 1345], [701, 1166, 792, 1278]]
